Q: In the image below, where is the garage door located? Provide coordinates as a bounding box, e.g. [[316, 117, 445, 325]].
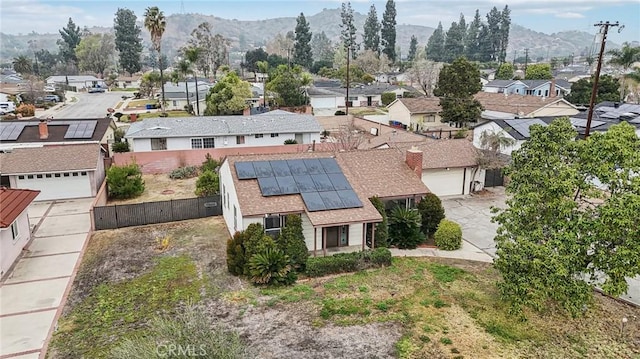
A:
[[423, 168, 465, 196], [16, 172, 92, 201], [311, 97, 337, 109]]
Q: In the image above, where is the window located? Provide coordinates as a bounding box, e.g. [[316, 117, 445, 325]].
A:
[[172, 100, 177, 106], [54, 173, 61, 178], [537, 90, 541, 96], [72, 172, 79, 176], [27, 175, 34, 179], [63, 173, 70, 177], [81, 172, 87, 176], [348, 96, 358, 101], [264, 214, 285, 238], [36, 174, 43, 179], [191, 138, 203, 149], [18, 175, 25, 180], [151, 138, 167, 151], [236, 136, 245, 145], [424, 115, 435, 122], [226, 192, 229, 209], [11, 221, 19, 242], [544, 90, 549, 97], [222, 184, 226, 207], [270, 133, 279, 138], [255, 134, 263, 138], [203, 138, 215, 148], [45, 174, 52, 178]]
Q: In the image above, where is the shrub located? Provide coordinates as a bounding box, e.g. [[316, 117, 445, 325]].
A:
[[242, 224, 276, 275], [284, 139, 298, 145], [334, 110, 346, 115], [16, 104, 35, 117], [278, 214, 309, 271], [389, 206, 425, 249], [305, 248, 392, 277], [434, 219, 462, 250], [369, 247, 392, 265], [201, 153, 220, 173], [106, 164, 144, 199], [111, 141, 130, 153], [381, 92, 396, 106], [454, 129, 467, 139], [417, 193, 445, 237], [369, 196, 389, 248], [169, 166, 199, 179], [227, 231, 247, 276], [194, 170, 219, 197], [110, 305, 248, 358], [248, 248, 296, 285]]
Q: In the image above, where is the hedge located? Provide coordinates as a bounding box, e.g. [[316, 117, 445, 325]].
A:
[[306, 248, 392, 277], [434, 219, 462, 250]]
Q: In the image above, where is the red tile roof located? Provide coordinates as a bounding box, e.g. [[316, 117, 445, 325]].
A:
[[0, 187, 40, 227]]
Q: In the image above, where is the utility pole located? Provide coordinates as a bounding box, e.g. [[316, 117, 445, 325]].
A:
[[585, 21, 619, 139], [523, 48, 529, 73], [512, 50, 517, 66], [345, 46, 350, 116]]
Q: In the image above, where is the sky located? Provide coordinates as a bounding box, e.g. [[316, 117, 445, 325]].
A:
[[1, 0, 639, 43]]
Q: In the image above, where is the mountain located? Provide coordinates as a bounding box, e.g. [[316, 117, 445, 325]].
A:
[[0, 8, 616, 65]]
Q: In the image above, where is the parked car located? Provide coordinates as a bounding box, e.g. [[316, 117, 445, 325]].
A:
[[0, 102, 16, 113], [43, 95, 60, 103], [43, 85, 56, 92], [88, 86, 106, 93]]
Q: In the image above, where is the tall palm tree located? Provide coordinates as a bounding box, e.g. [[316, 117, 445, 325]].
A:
[[144, 6, 167, 112], [607, 43, 640, 101], [183, 46, 202, 115], [12, 55, 33, 75], [176, 60, 192, 114]]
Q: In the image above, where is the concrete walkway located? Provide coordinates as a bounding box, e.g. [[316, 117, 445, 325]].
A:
[[0, 198, 92, 359]]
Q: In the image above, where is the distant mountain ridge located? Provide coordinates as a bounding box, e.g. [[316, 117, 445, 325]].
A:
[[0, 8, 617, 64]]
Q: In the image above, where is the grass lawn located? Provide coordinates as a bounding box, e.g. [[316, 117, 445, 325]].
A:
[[125, 99, 157, 109], [48, 217, 640, 358], [135, 110, 192, 120], [108, 174, 198, 205]]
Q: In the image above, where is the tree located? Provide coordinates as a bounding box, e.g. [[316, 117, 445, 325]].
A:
[[12, 55, 32, 75], [278, 214, 309, 271], [293, 13, 313, 69], [485, 7, 501, 62], [189, 23, 229, 79], [106, 164, 145, 199], [494, 118, 640, 317], [498, 5, 511, 63], [57, 18, 81, 67], [195, 170, 219, 197], [369, 197, 389, 248], [340, 1, 358, 59], [407, 59, 443, 96], [204, 71, 251, 115], [75, 34, 115, 77], [388, 207, 424, 249], [311, 31, 334, 63], [144, 6, 167, 112], [465, 9, 482, 61], [183, 46, 202, 115], [479, 129, 516, 154], [139, 71, 161, 98], [495, 62, 514, 80], [380, 0, 397, 62], [407, 35, 418, 62], [363, 4, 380, 54], [176, 60, 192, 113], [266, 32, 294, 58], [354, 50, 390, 75], [524, 63, 553, 80], [34, 50, 59, 78], [426, 22, 445, 62], [607, 43, 640, 100], [242, 48, 268, 73], [434, 57, 483, 126], [444, 14, 466, 63], [565, 75, 620, 105], [266, 65, 309, 107], [114, 8, 143, 76], [417, 193, 445, 237]]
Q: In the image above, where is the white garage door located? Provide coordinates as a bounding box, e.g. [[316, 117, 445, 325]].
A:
[[311, 97, 337, 109], [423, 168, 465, 196], [16, 172, 92, 201]]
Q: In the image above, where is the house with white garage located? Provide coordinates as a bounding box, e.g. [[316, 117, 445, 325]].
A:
[[482, 79, 528, 95], [387, 97, 445, 131], [219, 149, 429, 254], [124, 111, 322, 152], [0, 187, 40, 278], [308, 84, 421, 110], [0, 144, 106, 201], [45, 75, 106, 91]]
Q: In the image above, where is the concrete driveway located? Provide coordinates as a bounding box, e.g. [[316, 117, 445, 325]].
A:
[[0, 198, 92, 359]]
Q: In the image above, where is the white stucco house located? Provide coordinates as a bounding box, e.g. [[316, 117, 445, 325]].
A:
[[0, 187, 40, 278], [124, 111, 323, 152], [386, 97, 445, 131], [45, 75, 106, 90]]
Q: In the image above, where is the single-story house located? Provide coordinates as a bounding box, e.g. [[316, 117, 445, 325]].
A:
[[475, 92, 579, 119], [571, 101, 640, 138], [472, 118, 554, 155], [116, 75, 142, 89], [46, 75, 106, 90], [124, 111, 323, 152], [0, 187, 40, 278], [387, 97, 445, 131], [482, 80, 527, 95], [0, 143, 106, 201], [308, 84, 421, 109], [219, 148, 429, 253], [482, 79, 572, 98]]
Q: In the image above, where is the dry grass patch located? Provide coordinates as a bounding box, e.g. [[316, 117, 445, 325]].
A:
[[109, 174, 197, 204]]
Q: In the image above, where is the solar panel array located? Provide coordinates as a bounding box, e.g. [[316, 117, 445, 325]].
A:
[[235, 158, 363, 212], [569, 118, 605, 128], [0, 120, 97, 141], [504, 118, 548, 138]]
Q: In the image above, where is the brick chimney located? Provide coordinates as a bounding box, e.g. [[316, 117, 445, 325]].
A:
[[38, 119, 49, 140], [549, 78, 556, 98], [405, 147, 423, 178]]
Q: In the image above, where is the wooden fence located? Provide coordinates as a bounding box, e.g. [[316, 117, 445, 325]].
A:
[[92, 196, 221, 230]]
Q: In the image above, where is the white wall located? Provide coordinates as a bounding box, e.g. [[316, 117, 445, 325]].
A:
[[220, 160, 242, 234], [473, 122, 522, 155], [387, 102, 410, 127], [0, 211, 30, 277]]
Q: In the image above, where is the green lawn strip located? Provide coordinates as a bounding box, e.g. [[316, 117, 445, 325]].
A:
[[50, 255, 206, 358]]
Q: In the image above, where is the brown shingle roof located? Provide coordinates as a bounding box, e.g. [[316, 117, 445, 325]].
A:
[[2, 118, 115, 144], [393, 139, 479, 169], [0, 187, 40, 227], [474, 92, 573, 116], [395, 97, 442, 114], [0, 144, 101, 174]]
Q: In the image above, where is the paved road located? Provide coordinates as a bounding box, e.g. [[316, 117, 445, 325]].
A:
[[45, 91, 123, 119]]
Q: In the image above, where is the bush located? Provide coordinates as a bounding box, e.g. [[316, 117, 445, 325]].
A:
[[278, 214, 309, 271], [368, 196, 389, 248], [248, 248, 296, 285], [195, 170, 219, 197], [227, 231, 247, 276], [242, 224, 276, 276], [111, 141, 130, 153], [106, 164, 145, 199], [381, 92, 397, 106], [169, 166, 199, 179], [417, 193, 445, 237], [434, 219, 462, 250], [454, 129, 467, 139], [284, 139, 298, 145], [334, 110, 346, 115], [389, 206, 425, 249], [16, 104, 35, 117], [201, 153, 220, 173], [306, 248, 392, 277]]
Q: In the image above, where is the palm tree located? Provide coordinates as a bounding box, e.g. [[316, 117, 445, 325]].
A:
[[176, 60, 192, 114], [256, 60, 269, 107], [479, 130, 516, 153], [183, 46, 202, 115], [144, 6, 167, 112], [607, 43, 640, 101], [12, 55, 33, 75]]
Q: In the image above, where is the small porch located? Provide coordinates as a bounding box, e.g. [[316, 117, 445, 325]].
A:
[[310, 222, 377, 257]]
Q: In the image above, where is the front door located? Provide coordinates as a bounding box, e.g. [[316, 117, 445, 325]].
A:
[[325, 225, 349, 248], [367, 96, 372, 106]]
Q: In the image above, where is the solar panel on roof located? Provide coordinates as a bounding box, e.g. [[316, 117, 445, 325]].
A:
[[235, 162, 257, 179], [7, 125, 24, 140], [318, 191, 345, 210], [311, 173, 334, 191], [270, 160, 292, 177], [252, 161, 274, 178], [570, 118, 605, 128], [258, 177, 282, 196], [504, 119, 547, 138], [327, 173, 351, 190], [336, 190, 363, 208], [293, 175, 316, 192], [301, 192, 327, 211], [287, 159, 308, 175], [275, 176, 299, 194], [318, 158, 341, 174], [303, 159, 324, 174]]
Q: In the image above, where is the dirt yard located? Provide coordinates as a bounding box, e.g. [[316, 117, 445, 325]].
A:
[[108, 174, 198, 204], [48, 217, 640, 359]]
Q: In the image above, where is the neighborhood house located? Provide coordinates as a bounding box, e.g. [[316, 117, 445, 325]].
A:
[[0, 187, 40, 278]]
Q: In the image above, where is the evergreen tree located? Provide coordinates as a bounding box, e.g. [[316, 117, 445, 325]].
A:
[[311, 31, 334, 62], [57, 18, 82, 67], [293, 13, 313, 69], [114, 8, 143, 76], [434, 57, 483, 127], [381, 0, 397, 62], [486, 6, 501, 62], [426, 22, 445, 62], [242, 48, 268, 73], [465, 9, 482, 61], [477, 24, 493, 62], [407, 35, 418, 62], [499, 5, 511, 63], [363, 4, 381, 54], [444, 16, 465, 63], [340, 1, 359, 59]]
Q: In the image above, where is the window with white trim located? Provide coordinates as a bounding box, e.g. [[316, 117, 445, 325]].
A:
[[191, 137, 215, 149], [255, 134, 263, 138], [270, 133, 279, 138], [151, 138, 167, 150], [11, 221, 19, 242], [236, 136, 245, 145], [264, 214, 286, 238]]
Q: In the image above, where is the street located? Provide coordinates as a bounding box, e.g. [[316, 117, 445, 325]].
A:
[[44, 91, 124, 119]]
